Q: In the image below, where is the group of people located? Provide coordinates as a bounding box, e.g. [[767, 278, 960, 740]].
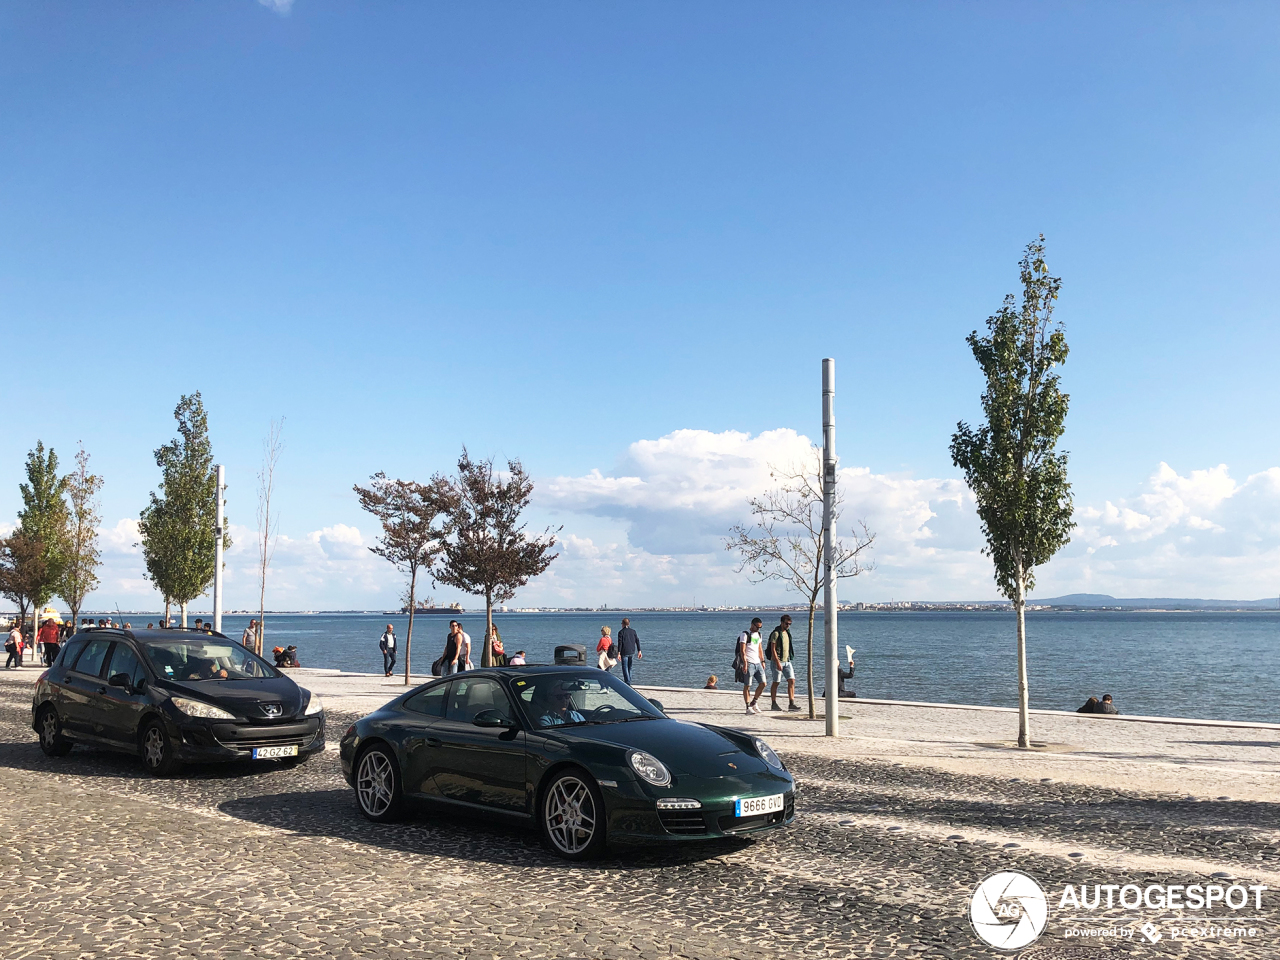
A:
[[595, 618, 642, 683], [376, 620, 528, 678], [736, 615, 800, 714], [1077, 694, 1120, 715]]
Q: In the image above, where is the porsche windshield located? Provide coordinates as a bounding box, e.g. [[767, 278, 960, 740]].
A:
[[141, 640, 278, 681], [511, 672, 663, 729]]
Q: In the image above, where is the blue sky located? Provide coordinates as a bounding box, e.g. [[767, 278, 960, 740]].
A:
[[2, 3, 1278, 610]]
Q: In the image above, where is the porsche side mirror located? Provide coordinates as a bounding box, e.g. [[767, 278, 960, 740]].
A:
[[108, 673, 132, 693], [647, 698, 665, 713], [473, 709, 515, 728]]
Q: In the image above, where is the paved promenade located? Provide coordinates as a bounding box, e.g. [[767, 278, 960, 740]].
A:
[[2, 665, 1278, 959]]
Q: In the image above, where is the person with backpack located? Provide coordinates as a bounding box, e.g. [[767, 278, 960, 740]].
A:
[[379, 624, 397, 677], [736, 617, 768, 714], [767, 614, 800, 712]]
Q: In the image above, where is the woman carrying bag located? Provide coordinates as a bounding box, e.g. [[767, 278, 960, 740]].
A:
[[596, 625, 618, 672]]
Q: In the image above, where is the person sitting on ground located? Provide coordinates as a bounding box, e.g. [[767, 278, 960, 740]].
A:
[[1097, 694, 1119, 715], [1076, 697, 1099, 714], [705, 674, 718, 689], [282, 645, 300, 667], [272, 646, 287, 667], [507, 650, 527, 666]]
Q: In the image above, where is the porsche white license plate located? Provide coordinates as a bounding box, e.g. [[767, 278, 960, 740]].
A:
[[735, 793, 784, 817], [252, 745, 298, 759]]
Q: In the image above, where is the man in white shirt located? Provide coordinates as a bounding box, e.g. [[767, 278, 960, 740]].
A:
[[738, 617, 767, 714]]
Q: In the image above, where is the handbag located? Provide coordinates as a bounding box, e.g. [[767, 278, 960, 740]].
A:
[[430, 657, 443, 677]]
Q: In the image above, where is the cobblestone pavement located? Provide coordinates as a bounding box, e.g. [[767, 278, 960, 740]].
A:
[[0, 683, 1276, 959]]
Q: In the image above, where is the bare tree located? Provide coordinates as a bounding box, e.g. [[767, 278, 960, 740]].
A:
[[726, 448, 874, 718], [437, 450, 560, 667], [59, 445, 104, 626], [255, 419, 285, 656], [354, 473, 453, 683]]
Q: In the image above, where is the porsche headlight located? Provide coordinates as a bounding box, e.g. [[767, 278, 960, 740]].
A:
[[753, 737, 784, 770], [171, 697, 236, 720], [628, 750, 672, 786], [303, 691, 324, 716]]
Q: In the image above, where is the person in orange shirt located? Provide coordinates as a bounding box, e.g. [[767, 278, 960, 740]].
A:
[[37, 618, 62, 666]]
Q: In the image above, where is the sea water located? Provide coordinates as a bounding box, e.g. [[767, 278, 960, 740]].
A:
[[189, 609, 1280, 725]]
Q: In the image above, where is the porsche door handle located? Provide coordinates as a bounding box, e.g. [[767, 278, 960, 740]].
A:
[[426, 737, 443, 748]]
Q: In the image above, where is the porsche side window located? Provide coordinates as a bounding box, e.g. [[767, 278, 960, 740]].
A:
[[405, 683, 448, 718], [445, 679, 512, 724]]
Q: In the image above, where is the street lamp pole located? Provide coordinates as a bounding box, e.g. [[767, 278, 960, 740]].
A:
[[822, 359, 839, 737], [213, 464, 225, 634]]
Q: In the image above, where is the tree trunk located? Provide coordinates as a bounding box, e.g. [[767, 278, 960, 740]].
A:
[[1015, 570, 1030, 749], [806, 600, 817, 720], [482, 589, 493, 667], [164, 599, 171, 627], [181, 601, 188, 628], [404, 566, 417, 685]]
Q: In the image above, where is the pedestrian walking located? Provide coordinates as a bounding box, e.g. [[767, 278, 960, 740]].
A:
[[616, 618, 642, 684], [738, 617, 767, 714], [767, 614, 800, 712], [596, 626, 617, 672], [5, 623, 21, 669], [379, 623, 397, 676], [241, 620, 258, 648], [38, 617, 61, 666]]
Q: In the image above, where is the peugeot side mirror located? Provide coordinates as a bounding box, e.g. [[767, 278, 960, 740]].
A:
[[473, 709, 514, 728], [108, 673, 132, 693], [647, 698, 665, 713]]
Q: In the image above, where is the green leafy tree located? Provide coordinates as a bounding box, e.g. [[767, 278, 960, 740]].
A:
[[354, 472, 453, 683], [950, 236, 1074, 748], [17, 441, 69, 616], [139, 393, 230, 626], [59, 445, 104, 625], [438, 450, 559, 667], [0, 532, 47, 628]]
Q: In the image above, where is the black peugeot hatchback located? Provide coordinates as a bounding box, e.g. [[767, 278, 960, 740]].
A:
[[31, 627, 325, 776]]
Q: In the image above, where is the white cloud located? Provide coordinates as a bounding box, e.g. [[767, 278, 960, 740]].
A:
[[257, 0, 294, 15]]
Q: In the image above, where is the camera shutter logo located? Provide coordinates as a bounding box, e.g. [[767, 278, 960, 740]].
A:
[[969, 870, 1049, 950]]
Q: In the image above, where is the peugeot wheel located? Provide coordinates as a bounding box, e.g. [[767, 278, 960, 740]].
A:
[[540, 768, 606, 861], [37, 706, 72, 757], [140, 720, 182, 777], [355, 745, 403, 822]]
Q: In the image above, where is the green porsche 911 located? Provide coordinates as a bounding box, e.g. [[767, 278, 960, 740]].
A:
[[339, 666, 796, 859]]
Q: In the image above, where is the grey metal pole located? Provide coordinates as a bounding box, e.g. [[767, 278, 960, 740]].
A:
[[822, 359, 839, 737], [213, 464, 225, 635]]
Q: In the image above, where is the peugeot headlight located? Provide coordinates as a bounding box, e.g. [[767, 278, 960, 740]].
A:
[[303, 691, 324, 716], [753, 737, 784, 770], [628, 750, 672, 786], [171, 697, 236, 720]]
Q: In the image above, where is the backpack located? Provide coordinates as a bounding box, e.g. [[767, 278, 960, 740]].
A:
[[732, 633, 747, 684]]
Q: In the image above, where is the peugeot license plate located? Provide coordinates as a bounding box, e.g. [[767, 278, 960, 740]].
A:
[[252, 745, 299, 759], [735, 793, 784, 817]]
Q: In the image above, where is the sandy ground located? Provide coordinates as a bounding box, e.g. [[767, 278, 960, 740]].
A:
[[291, 667, 1280, 803]]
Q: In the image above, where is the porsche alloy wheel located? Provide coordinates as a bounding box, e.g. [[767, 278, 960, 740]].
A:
[[542, 769, 605, 860], [356, 745, 403, 822]]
